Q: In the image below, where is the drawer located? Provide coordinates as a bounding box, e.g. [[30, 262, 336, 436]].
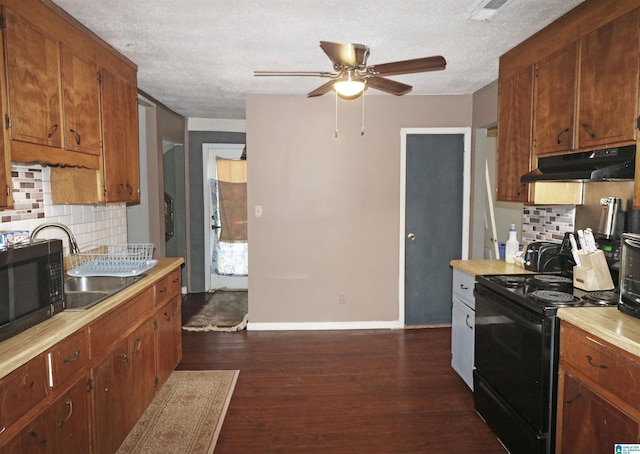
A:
[[48, 328, 89, 389], [89, 286, 154, 358], [168, 267, 181, 298], [560, 322, 640, 408], [0, 354, 49, 434], [452, 268, 475, 305], [155, 275, 171, 307]]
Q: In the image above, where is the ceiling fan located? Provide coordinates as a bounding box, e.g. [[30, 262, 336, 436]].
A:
[[254, 41, 447, 98]]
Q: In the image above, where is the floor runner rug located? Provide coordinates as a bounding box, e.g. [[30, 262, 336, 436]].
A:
[[117, 370, 239, 454], [183, 290, 248, 332]]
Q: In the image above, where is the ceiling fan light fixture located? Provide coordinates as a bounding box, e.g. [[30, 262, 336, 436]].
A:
[[333, 70, 365, 98]]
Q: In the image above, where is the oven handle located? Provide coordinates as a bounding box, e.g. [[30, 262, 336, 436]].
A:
[[623, 237, 640, 251]]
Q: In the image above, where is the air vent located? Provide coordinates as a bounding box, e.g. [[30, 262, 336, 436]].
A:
[[468, 0, 515, 21]]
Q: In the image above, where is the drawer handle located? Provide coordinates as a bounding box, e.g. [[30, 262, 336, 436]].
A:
[[460, 284, 469, 290], [586, 355, 608, 369], [465, 314, 473, 330], [63, 351, 80, 363], [164, 312, 171, 321], [58, 399, 73, 427], [0, 426, 5, 434]]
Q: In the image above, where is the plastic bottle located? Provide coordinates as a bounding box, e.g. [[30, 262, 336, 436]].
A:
[[505, 224, 520, 264]]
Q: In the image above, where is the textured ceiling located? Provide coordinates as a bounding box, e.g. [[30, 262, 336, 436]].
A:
[[51, 0, 584, 120]]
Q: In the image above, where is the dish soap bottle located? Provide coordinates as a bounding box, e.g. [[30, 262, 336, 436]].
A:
[[505, 224, 519, 264]]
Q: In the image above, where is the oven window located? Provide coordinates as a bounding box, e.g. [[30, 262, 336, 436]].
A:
[[475, 290, 552, 431]]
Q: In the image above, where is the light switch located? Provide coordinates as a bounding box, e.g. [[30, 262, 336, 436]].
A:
[[255, 205, 263, 217]]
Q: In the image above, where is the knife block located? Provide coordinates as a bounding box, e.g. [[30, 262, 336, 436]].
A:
[[573, 249, 614, 291]]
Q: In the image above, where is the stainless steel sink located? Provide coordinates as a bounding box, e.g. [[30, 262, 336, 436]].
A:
[[64, 275, 144, 310]]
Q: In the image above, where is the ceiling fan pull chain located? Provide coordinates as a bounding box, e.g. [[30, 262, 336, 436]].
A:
[[335, 91, 339, 138], [361, 94, 365, 136]]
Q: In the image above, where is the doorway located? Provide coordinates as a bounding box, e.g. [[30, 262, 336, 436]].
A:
[[203, 143, 248, 291], [163, 141, 187, 262], [399, 128, 470, 326]]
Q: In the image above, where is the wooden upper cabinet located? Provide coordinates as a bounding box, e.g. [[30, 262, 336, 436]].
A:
[[61, 46, 102, 156], [533, 43, 578, 156], [577, 9, 640, 150], [101, 68, 140, 203], [496, 65, 533, 202], [3, 7, 62, 148]]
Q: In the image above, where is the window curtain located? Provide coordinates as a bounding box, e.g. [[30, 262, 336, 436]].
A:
[[210, 158, 248, 276]]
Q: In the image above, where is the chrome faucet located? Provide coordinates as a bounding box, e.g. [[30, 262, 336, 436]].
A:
[[31, 222, 81, 254]]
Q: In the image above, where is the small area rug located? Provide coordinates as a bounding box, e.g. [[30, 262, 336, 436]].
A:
[[117, 370, 239, 454], [183, 290, 248, 332]]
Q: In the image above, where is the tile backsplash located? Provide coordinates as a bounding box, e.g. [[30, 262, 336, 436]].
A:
[[1, 164, 127, 253], [522, 205, 575, 245]]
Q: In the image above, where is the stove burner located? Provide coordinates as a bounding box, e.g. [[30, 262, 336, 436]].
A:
[[531, 275, 572, 285], [583, 290, 619, 306], [491, 275, 526, 287], [528, 290, 583, 306]]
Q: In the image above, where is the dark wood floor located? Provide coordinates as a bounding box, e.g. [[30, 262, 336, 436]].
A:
[[178, 295, 506, 453]]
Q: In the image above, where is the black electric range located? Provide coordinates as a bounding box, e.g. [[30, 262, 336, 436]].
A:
[[473, 273, 617, 454]]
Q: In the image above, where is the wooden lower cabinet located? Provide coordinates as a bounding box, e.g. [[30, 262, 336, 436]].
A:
[[0, 263, 183, 454], [3, 375, 90, 454], [92, 318, 155, 454], [156, 295, 183, 388], [557, 371, 640, 453], [556, 321, 640, 452]]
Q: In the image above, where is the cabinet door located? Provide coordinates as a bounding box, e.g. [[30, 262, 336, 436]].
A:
[[101, 67, 140, 203], [578, 9, 640, 149], [129, 319, 156, 426], [2, 412, 50, 454], [558, 370, 640, 453], [451, 298, 474, 390], [60, 46, 102, 156], [533, 43, 578, 155], [156, 296, 183, 388], [91, 340, 131, 454], [49, 376, 91, 453], [3, 7, 62, 148], [496, 65, 533, 202]]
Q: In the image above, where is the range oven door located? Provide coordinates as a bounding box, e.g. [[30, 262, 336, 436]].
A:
[[474, 284, 558, 454]]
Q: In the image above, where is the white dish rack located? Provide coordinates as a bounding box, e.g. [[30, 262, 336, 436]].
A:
[[68, 243, 157, 277]]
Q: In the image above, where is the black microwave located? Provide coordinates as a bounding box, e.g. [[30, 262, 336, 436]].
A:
[[0, 239, 65, 342]]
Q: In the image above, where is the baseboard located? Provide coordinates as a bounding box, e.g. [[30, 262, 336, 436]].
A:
[[247, 320, 404, 331]]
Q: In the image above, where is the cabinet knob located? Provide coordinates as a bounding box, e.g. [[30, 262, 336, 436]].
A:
[[407, 233, 416, 241]]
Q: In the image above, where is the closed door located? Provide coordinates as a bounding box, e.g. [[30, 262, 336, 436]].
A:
[[403, 131, 467, 325]]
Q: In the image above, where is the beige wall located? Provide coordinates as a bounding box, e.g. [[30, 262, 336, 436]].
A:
[[246, 94, 473, 328]]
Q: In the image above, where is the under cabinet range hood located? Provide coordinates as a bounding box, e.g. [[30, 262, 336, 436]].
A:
[[521, 145, 636, 183]]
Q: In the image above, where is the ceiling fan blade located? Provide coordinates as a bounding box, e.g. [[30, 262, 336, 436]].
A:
[[319, 41, 368, 67], [254, 71, 334, 77], [365, 76, 412, 96], [307, 80, 336, 97], [369, 56, 446, 76]]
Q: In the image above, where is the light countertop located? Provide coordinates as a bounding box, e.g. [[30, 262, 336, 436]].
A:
[[450, 259, 533, 276], [0, 257, 184, 380], [557, 306, 640, 358]]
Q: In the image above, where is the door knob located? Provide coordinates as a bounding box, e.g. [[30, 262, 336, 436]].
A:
[[407, 233, 416, 240]]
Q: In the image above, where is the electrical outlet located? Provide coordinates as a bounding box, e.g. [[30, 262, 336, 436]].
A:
[[255, 205, 263, 217], [339, 292, 348, 304]]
